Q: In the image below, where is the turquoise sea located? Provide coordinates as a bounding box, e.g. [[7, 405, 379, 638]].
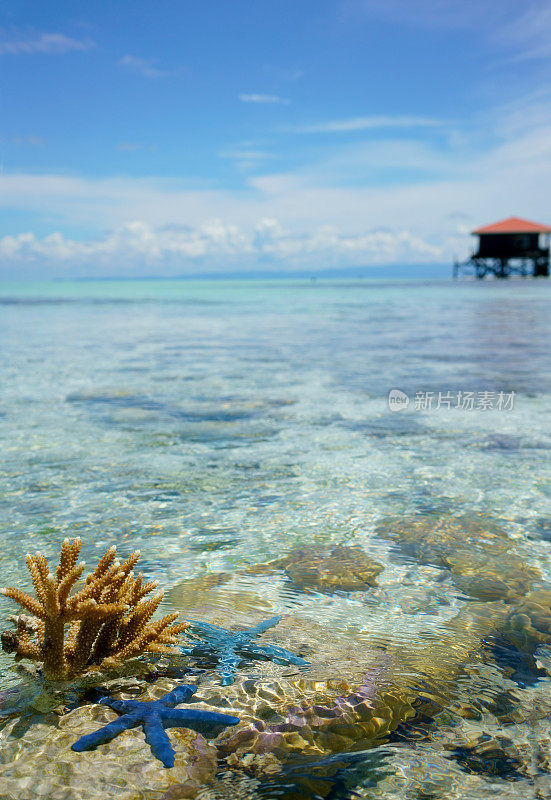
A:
[[0, 277, 551, 798]]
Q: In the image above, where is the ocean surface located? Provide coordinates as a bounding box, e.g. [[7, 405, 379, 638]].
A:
[[0, 277, 551, 798]]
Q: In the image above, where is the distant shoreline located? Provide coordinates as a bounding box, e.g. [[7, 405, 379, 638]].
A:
[[3, 265, 551, 289], [0, 264, 452, 283]]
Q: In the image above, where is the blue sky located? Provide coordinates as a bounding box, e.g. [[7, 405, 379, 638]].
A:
[[1, 0, 551, 276]]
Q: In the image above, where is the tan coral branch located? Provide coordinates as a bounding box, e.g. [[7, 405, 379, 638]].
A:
[[0, 539, 187, 681]]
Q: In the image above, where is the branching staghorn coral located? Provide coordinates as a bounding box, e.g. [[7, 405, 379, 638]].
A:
[[0, 538, 188, 681]]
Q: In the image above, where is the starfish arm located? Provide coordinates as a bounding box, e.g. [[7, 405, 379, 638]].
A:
[[162, 708, 240, 734], [244, 642, 309, 667], [71, 712, 140, 752], [159, 684, 197, 707], [218, 645, 242, 685], [99, 697, 141, 714], [179, 645, 202, 657], [247, 615, 282, 635], [179, 643, 218, 660], [143, 716, 176, 769]]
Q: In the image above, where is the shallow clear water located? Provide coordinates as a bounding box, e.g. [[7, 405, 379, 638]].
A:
[[0, 278, 550, 798]]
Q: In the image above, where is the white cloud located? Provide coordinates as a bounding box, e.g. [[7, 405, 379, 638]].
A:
[[117, 55, 180, 78], [239, 93, 290, 105], [287, 115, 442, 134], [0, 31, 94, 55], [0, 219, 443, 275], [251, 219, 441, 263]]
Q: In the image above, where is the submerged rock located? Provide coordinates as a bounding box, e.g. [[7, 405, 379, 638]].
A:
[[247, 543, 384, 593], [447, 551, 540, 602], [71, 684, 239, 768], [503, 590, 551, 651], [164, 771, 262, 800], [376, 514, 541, 602], [376, 514, 513, 567], [174, 605, 508, 768], [0, 695, 219, 799]]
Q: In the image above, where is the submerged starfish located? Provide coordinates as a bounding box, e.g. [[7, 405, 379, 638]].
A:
[[71, 684, 239, 768], [181, 615, 309, 685]]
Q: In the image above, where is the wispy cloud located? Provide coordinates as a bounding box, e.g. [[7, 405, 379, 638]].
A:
[[218, 148, 275, 171], [342, 0, 513, 31], [344, 0, 551, 62], [117, 141, 158, 152], [117, 55, 181, 78], [11, 135, 44, 147], [0, 31, 94, 55], [262, 65, 304, 82], [239, 93, 290, 105], [287, 115, 442, 134], [493, 2, 551, 61], [117, 142, 142, 152], [218, 149, 274, 161]]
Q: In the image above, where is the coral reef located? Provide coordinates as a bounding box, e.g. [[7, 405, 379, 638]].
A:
[[72, 683, 239, 768], [2, 519, 551, 798], [206, 604, 508, 766], [166, 578, 508, 776], [247, 543, 384, 593], [181, 616, 309, 685], [217, 676, 414, 761], [0, 538, 188, 681]]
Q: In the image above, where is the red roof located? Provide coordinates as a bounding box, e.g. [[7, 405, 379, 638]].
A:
[[473, 216, 551, 235]]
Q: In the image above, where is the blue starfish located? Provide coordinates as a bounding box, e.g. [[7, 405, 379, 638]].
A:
[[71, 684, 239, 768], [180, 615, 309, 685]]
